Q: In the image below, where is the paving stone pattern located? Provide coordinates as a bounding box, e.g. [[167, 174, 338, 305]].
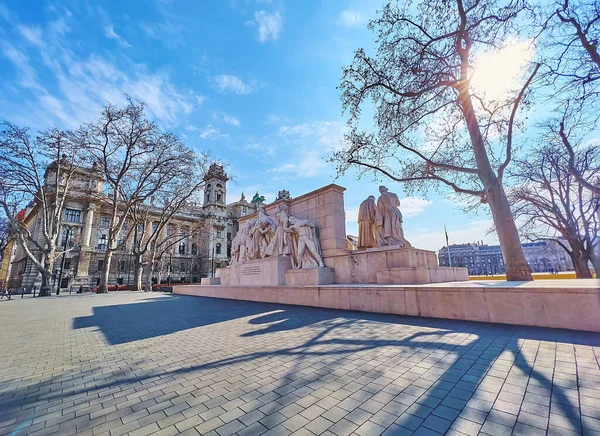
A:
[[0, 292, 599, 436]]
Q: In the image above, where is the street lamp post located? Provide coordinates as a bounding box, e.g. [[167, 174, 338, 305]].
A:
[[56, 225, 74, 296]]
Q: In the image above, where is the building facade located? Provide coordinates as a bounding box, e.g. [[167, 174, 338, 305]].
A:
[[6, 163, 258, 291], [438, 240, 574, 275]]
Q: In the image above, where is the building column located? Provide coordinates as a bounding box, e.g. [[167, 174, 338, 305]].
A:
[[82, 204, 95, 248]]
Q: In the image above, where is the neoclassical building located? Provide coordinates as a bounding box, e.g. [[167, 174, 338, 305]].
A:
[[6, 163, 259, 291]]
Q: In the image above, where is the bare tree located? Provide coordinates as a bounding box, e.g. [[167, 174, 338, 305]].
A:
[[77, 99, 194, 293], [535, 1, 600, 194], [509, 140, 599, 277], [332, 0, 538, 280], [128, 153, 210, 292], [0, 123, 83, 294], [0, 217, 11, 264]]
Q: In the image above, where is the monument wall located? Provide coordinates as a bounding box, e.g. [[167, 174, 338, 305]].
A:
[[175, 281, 600, 333], [237, 184, 348, 258]]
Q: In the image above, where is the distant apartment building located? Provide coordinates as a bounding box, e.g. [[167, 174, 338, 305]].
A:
[[439, 240, 574, 275]]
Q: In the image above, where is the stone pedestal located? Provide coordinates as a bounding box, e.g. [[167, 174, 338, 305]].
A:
[[201, 277, 221, 285], [376, 266, 468, 285], [220, 255, 293, 286], [285, 267, 335, 286], [324, 246, 468, 285]]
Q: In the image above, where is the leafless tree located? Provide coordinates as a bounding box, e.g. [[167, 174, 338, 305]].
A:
[[0, 123, 83, 294], [0, 217, 12, 266], [509, 140, 599, 278], [128, 153, 210, 292], [535, 1, 599, 195], [76, 99, 195, 293], [332, 0, 539, 280]]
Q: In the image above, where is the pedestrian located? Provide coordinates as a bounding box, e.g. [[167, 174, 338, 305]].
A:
[[115, 283, 119, 292], [32, 285, 37, 297]]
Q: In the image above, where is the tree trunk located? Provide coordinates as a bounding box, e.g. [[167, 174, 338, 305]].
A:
[[144, 266, 153, 292], [133, 258, 143, 292], [571, 252, 593, 278], [99, 250, 113, 293], [590, 241, 600, 278], [485, 181, 533, 280], [460, 88, 532, 281]]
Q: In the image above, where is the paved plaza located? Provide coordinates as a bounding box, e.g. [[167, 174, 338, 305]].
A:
[[0, 292, 599, 436]]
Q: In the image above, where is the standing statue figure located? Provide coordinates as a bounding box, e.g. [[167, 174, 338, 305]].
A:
[[232, 220, 252, 263], [358, 195, 377, 249], [266, 205, 292, 257], [252, 207, 276, 258], [376, 185, 411, 247], [285, 216, 325, 269], [243, 218, 258, 260]]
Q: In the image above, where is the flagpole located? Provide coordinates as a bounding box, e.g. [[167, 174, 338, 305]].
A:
[[445, 225, 452, 267]]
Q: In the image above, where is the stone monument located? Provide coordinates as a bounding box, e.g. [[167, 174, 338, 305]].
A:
[[215, 183, 467, 287]]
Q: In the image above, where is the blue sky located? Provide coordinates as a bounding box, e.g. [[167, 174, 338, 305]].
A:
[[0, 0, 499, 252]]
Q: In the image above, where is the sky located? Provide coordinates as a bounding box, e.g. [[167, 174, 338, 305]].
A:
[[0, 0, 504, 252]]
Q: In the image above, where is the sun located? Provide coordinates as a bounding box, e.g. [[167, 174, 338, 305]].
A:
[[470, 39, 534, 101]]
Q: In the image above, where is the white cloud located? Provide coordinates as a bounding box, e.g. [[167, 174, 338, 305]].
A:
[[214, 112, 241, 126], [345, 207, 359, 223], [265, 114, 289, 124], [247, 10, 282, 43], [199, 124, 229, 140], [211, 74, 256, 94], [269, 150, 327, 178], [18, 25, 44, 47], [401, 197, 433, 217], [0, 13, 201, 129], [104, 25, 132, 48], [267, 120, 347, 178], [337, 10, 366, 27]]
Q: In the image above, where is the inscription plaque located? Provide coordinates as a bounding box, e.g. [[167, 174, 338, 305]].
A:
[[242, 265, 262, 276]]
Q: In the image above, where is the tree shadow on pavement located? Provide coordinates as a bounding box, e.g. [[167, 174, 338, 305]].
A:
[[2, 295, 599, 435]]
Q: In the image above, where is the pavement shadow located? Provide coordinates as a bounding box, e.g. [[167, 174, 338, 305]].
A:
[[72, 294, 291, 345], [2, 295, 598, 435]]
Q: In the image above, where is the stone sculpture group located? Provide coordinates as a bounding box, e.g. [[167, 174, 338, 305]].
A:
[[230, 205, 325, 269], [358, 185, 411, 249]]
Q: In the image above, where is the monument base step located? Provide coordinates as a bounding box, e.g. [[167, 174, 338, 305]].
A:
[[376, 266, 469, 285], [285, 267, 335, 286], [201, 277, 221, 285]]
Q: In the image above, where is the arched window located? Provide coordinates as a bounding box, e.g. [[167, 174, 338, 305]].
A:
[[179, 242, 186, 255], [216, 243, 221, 255]]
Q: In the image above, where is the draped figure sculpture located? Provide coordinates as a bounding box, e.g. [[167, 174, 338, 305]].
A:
[[230, 205, 324, 269], [357, 195, 377, 249], [285, 216, 325, 269], [376, 185, 411, 247], [266, 205, 293, 257]]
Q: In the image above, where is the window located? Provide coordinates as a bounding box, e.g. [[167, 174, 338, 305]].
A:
[[191, 243, 198, 255], [167, 226, 173, 236], [216, 230, 222, 238], [216, 243, 221, 255], [101, 217, 110, 228], [179, 242, 186, 255], [64, 209, 81, 223], [97, 260, 104, 271], [227, 232, 231, 241], [118, 260, 126, 271], [122, 220, 128, 230], [61, 228, 74, 247], [64, 258, 71, 270], [137, 223, 144, 233], [180, 262, 186, 272], [217, 193, 222, 202], [152, 222, 158, 233], [97, 233, 108, 250]]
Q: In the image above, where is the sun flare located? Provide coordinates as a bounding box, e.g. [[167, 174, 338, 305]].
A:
[[470, 39, 534, 101]]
